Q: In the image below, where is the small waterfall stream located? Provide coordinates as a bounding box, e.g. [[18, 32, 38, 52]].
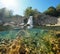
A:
[[27, 16, 33, 29]]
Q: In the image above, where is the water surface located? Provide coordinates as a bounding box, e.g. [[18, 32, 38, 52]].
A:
[[0, 29, 48, 39]]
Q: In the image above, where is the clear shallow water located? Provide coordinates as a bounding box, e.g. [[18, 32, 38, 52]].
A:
[[0, 29, 48, 39], [0, 29, 19, 39]]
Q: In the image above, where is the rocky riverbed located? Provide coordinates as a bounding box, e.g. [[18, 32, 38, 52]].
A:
[[0, 30, 60, 54]]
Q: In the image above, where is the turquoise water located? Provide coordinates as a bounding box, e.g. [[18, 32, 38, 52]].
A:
[[0, 30, 19, 39], [0, 29, 48, 39]]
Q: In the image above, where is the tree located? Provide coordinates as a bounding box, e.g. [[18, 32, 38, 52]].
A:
[[24, 7, 40, 17], [24, 7, 34, 17], [56, 4, 60, 16], [0, 8, 13, 18], [44, 6, 57, 17]]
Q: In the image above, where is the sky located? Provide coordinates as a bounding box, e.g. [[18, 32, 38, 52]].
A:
[[0, 0, 60, 16]]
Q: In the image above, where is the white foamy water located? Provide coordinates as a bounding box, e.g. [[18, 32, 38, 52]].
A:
[[27, 16, 33, 29]]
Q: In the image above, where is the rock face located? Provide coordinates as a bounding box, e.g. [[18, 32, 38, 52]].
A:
[[0, 16, 25, 29], [55, 17, 60, 26], [0, 14, 59, 27], [33, 14, 58, 26], [2, 16, 24, 24]]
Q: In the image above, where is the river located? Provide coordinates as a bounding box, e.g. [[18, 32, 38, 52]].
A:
[[0, 28, 48, 39]]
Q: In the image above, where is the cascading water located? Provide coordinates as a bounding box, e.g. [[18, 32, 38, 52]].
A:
[[27, 16, 33, 29]]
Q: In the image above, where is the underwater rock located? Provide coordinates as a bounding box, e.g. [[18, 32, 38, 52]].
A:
[[56, 34, 60, 38]]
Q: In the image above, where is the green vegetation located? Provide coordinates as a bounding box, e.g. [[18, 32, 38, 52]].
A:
[[24, 7, 40, 17], [56, 4, 60, 16], [44, 4, 60, 17], [24, 4, 60, 17], [0, 8, 13, 18], [44, 6, 57, 17]]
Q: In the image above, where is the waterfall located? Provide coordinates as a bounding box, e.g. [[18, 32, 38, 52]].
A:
[[27, 16, 33, 29]]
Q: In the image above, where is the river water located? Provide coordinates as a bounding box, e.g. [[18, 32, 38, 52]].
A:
[[0, 29, 48, 39]]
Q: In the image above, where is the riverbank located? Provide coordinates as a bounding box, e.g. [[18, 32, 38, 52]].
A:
[[0, 25, 13, 31], [35, 26, 60, 31], [0, 24, 60, 31]]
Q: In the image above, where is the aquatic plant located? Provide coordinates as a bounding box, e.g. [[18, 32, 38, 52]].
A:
[[0, 30, 60, 54]]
